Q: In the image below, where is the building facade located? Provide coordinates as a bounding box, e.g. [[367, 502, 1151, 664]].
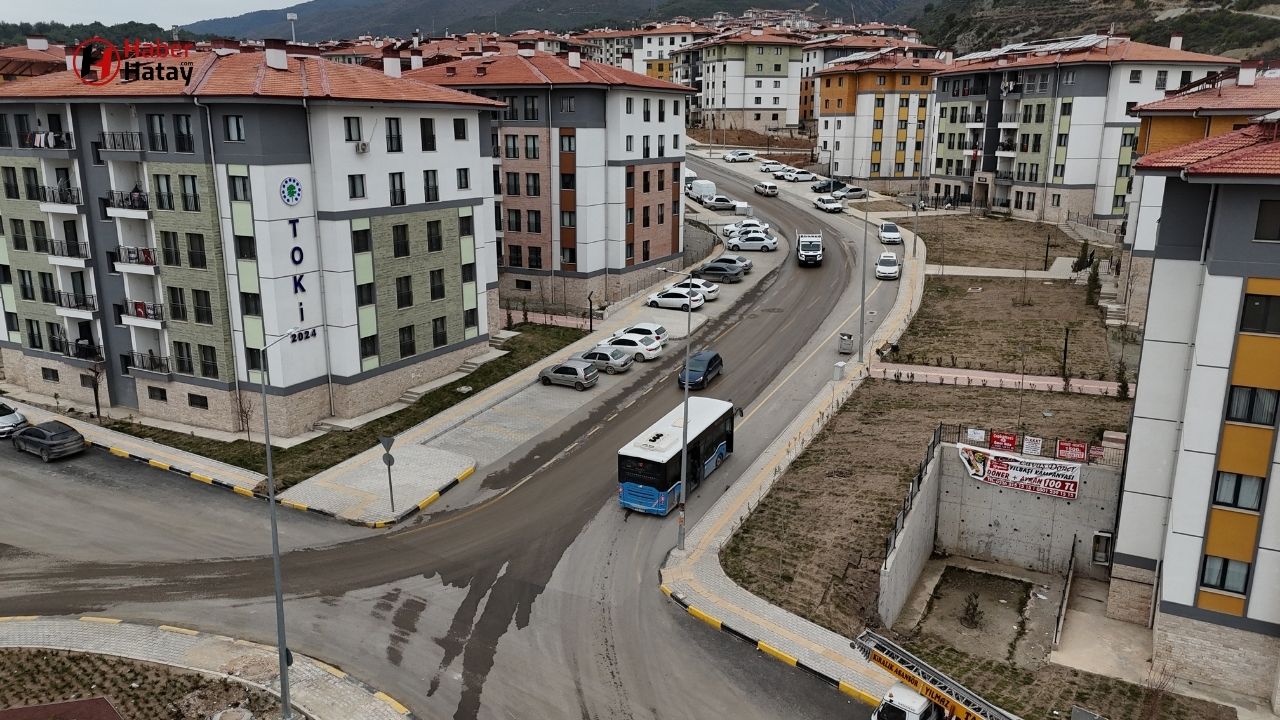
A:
[[0, 42, 502, 437], [698, 28, 806, 132], [632, 23, 715, 82], [812, 51, 947, 192], [931, 34, 1233, 222], [409, 50, 692, 314], [1108, 119, 1280, 709], [799, 35, 935, 133]]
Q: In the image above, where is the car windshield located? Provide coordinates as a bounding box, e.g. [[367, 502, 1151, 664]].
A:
[[800, 241, 821, 251], [610, 349, 627, 360], [637, 336, 656, 346], [686, 356, 710, 371], [883, 223, 898, 232], [0, 403, 14, 415], [878, 257, 896, 267], [48, 429, 79, 441]]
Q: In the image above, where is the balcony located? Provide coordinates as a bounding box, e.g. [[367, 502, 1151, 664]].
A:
[[965, 113, 986, 129], [54, 290, 97, 312], [18, 130, 75, 153], [129, 351, 171, 375], [114, 245, 158, 273], [123, 299, 165, 329], [998, 112, 1020, 128], [48, 240, 91, 268], [995, 171, 1015, 184], [105, 189, 151, 219], [32, 184, 82, 213], [995, 141, 1018, 158], [99, 131, 144, 151], [51, 338, 103, 362]]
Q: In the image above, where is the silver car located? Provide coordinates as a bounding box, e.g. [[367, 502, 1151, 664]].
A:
[[0, 403, 27, 437], [571, 348, 634, 374], [538, 359, 600, 390]]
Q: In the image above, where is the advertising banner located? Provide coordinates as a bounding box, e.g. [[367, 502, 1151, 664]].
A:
[[957, 443, 1081, 500], [1022, 435, 1044, 456], [1056, 439, 1088, 462], [990, 431, 1018, 451]]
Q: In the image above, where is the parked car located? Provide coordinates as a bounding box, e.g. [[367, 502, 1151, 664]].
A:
[[706, 253, 753, 273], [678, 350, 724, 390], [571, 348, 634, 374], [875, 251, 901, 280], [812, 179, 847, 193], [754, 182, 779, 196], [814, 196, 843, 213], [771, 166, 799, 179], [11, 420, 85, 462], [759, 160, 785, 173], [726, 231, 778, 252], [782, 170, 817, 182], [0, 403, 28, 438], [693, 264, 745, 284], [878, 221, 903, 244], [610, 322, 669, 346], [646, 287, 706, 311], [724, 150, 756, 162], [666, 278, 720, 301], [596, 333, 663, 362], [724, 218, 771, 237], [538, 359, 599, 390], [832, 185, 867, 200], [700, 195, 736, 211]]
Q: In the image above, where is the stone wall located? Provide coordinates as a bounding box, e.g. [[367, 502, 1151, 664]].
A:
[[878, 442, 943, 628], [1105, 563, 1155, 625], [2, 347, 101, 409], [331, 339, 486, 418], [1153, 610, 1280, 707]]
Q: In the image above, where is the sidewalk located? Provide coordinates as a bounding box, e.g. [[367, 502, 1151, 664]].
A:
[[0, 616, 412, 719], [870, 362, 1128, 397], [659, 210, 929, 705], [926, 255, 1078, 279]]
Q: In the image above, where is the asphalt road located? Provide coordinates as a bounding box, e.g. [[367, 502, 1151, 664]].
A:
[[0, 156, 895, 720]]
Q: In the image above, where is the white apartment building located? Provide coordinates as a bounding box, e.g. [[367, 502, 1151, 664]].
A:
[[699, 28, 807, 132]]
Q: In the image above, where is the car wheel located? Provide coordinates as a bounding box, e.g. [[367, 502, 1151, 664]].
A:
[[681, 304, 689, 312], [635, 353, 645, 363], [541, 376, 551, 386], [574, 381, 585, 391], [11, 439, 19, 452], [606, 366, 617, 374], [649, 300, 659, 308], [40, 448, 50, 463], [728, 244, 739, 251]]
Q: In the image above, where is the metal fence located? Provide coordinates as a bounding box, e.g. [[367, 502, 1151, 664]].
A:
[[1066, 210, 1125, 237], [938, 423, 1123, 467], [1054, 532, 1078, 648], [883, 423, 944, 566]]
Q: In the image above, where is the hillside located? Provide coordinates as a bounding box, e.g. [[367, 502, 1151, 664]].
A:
[[0, 20, 208, 46]]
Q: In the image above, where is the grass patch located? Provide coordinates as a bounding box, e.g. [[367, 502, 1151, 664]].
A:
[[107, 324, 585, 490]]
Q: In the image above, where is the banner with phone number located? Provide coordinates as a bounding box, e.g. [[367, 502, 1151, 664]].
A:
[[957, 443, 1081, 500]]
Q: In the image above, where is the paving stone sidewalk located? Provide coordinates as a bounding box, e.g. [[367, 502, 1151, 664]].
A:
[[0, 616, 411, 719], [926, 255, 1078, 279], [870, 362, 1128, 396]]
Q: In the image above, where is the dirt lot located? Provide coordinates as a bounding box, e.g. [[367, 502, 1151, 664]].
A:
[[893, 277, 1126, 380], [896, 215, 1081, 270], [688, 127, 814, 149], [903, 634, 1237, 720], [720, 380, 1133, 638], [0, 648, 284, 719], [912, 566, 1055, 670]]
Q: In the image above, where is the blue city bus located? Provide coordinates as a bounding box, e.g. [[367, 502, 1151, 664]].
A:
[[617, 397, 736, 515]]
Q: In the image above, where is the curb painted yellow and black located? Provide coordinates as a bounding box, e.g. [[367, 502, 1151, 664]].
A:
[[88, 440, 476, 529], [659, 584, 881, 706]]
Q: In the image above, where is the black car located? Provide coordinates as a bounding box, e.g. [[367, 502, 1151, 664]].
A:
[[678, 350, 724, 389], [693, 264, 745, 283], [12, 420, 86, 462], [811, 179, 847, 194]]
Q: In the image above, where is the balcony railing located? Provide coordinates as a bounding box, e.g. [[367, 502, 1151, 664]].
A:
[[148, 133, 168, 152], [154, 192, 174, 210], [1000, 112, 1020, 123], [175, 133, 194, 153], [995, 171, 1015, 181], [54, 290, 96, 312], [50, 240, 90, 259], [29, 185, 82, 205], [100, 131, 143, 151], [19, 131, 74, 149], [33, 235, 50, 253], [0, 130, 10, 146], [66, 340, 103, 360], [996, 142, 1017, 152], [116, 246, 157, 265], [106, 189, 149, 210], [130, 352, 170, 374], [124, 299, 164, 321]]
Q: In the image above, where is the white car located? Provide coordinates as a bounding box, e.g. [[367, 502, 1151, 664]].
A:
[[726, 232, 778, 252], [596, 333, 663, 362], [666, 278, 720, 301], [878, 221, 903, 244], [759, 161, 785, 173], [772, 166, 799, 179], [875, 251, 900, 280], [754, 182, 779, 196], [723, 218, 770, 237], [646, 288, 706, 311], [782, 170, 817, 182], [814, 196, 843, 213], [610, 322, 668, 346], [833, 185, 867, 200], [724, 150, 756, 162]]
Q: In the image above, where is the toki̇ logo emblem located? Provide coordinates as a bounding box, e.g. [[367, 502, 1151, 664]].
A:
[[280, 176, 303, 206], [72, 37, 121, 86]]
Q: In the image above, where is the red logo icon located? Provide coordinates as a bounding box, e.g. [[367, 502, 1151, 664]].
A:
[[72, 37, 120, 86]]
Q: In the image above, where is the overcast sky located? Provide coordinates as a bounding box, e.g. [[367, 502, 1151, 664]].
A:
[[9, 0, 286, 27]]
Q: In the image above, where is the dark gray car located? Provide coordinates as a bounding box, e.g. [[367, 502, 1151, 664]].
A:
[[12, 420, 86, 462], [538, 359, 600, 390], [571, 348, 634, 374], [694, 264, 745, 283]]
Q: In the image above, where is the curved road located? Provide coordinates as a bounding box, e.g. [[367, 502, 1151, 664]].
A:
[[0, 156, 895, 720]]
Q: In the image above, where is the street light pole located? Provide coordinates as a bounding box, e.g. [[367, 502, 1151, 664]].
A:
[[286, 12, 298, 43], [663, 268, 694, 551], [257, 326, 298, 720], [858, 160, 870, 365]]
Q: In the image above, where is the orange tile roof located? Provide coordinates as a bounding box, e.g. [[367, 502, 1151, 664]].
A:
[[1136, 121, 1280, 177], [632, 23, 716, 36], [0, 52, 503, 107], [406, 53, 694, 92], [939, 38, 1236, 76], [806, 35, 933, 51], [0, 43, 67, 62], [499, 30, 571, 42], [817, 55, 950, 75], [1136, 73, 1280, 114], [702, 28, 809, 46]]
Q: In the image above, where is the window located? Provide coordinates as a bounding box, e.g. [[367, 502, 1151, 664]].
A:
[[626, 135, 634, 152], [561, 173, 576, 190], [1241, 294, 1280, 333], [526, 173, 540, 197], [174, 114, 194, 152], [642, 171, 651, 193], [241, 291, 262, 316], [1129, 69, 1142, 84], [626, 97, 633, 114], [514, 278, 532, 291], [505, 134, 519, 159], [1053, 163, 1065, 178], [561, 211, 576, 227], [1051, 193, 1061, 207], [245, 348, 262, 372], [456, 167, 470, 190], [561, 247, 576, 265], [356, 282, 375, 305], [154, 174, 173, 210], [389, 172, 405, 206], [523, 96, 539, 121], [193, 290, 213, 324], [453, 117, 467, 141], [465, 308, 478, 328], [1201, 556, 1249, 594], [148, 386, 167, 402], [527, 210, 542, 234], [528, 246, 543, 269], [1062, 70, 1076, 85], [235, 235, 257, 260], [161, 231, 181, 266], [385, 117, 403, 152], [147, 113, 167, 151], [658, 204, 665, 224], [427, 220, 443, 252], [399, 325, 416, 358], [896, 141, 907, 151], [502, 96, 518, 121], [359, 335, 378, 359], [352, 228, 371, 253], [525, 135, 539, 159], [41, 367, 58, 382], [899, 97, 910, 108], [424, 169, 439, 202], [1155, 70, 1168, 90], [507, 210, 522, 235], [1255, 200, 1280, 241], [873, 120, 883, 130], [225, 114, 245, 142], [344, 116, 362, 141], [1213, 471, 1264, 511], [1181, 70, 1193, 87], [392, 224, 410, 257], [348, 174, 366, 199], [187, 233, 207, 268], [174, 341, 193, 373], [461, 263, 475, 283], [198, 344, 218, 378], [420, 118, 436, 151], [430, 268, 445, 300], [460, 212, 474, 236], [560, 96, 575, 113], [1227, 386, 1278, 425], [432, 317, 448, 348], [229, 175, 250, 202], [559, 135, 576, 152], [1027, 193, 1036, 211], [25, 319, 41, 349], [396, 275, 414, 308], [180, 174, 199, 211], [505, 172, 520, 196], [168, 287, 187, 321], [1061, 101, 1072, 116]]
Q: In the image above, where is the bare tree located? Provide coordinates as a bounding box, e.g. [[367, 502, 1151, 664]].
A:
[[234, 391, 255, 442], [1139, 665, 1174, 719]]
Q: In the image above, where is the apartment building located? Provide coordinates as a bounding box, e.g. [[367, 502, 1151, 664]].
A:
[[1106, 118, 1280, 709], [931, 34, 1233, 222], [0, 42, 503, 437], [408, 49, 692, 313], [801, 35, 937, 134], [632, 23, 716, 82], [699, 28, 806, 132], [812, 50, 948, 192], [575, 29, 637, 67]]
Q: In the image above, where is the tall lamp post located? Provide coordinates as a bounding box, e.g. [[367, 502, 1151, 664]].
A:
[[256, 326, 299, 719], [286, 13, 298, 43], [662, 268, 695, 551]]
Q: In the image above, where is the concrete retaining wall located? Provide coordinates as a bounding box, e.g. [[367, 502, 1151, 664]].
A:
[[934, 444, 1119, 579], [878, 442, 943, 628]]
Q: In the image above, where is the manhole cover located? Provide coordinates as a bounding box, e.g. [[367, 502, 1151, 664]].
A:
[[966, 286, 982, 293]]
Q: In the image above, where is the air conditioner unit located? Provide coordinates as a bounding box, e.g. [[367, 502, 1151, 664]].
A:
[[355, 141, 370, 154]]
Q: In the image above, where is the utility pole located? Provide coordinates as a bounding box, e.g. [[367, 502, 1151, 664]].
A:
[[663, 268, 695, 551], [1061, 327, 1071, 380], [1043, 233, 1051, 271], [858, 182, 870, 364]]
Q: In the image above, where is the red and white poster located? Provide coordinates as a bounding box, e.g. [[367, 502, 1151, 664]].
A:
[[1056, 439, 1088, 462], [957, 443, 1081, 500], [990, 431, 1018, 451], [1089, 444, 1107, 461], [1022, 435, 1044, 456]]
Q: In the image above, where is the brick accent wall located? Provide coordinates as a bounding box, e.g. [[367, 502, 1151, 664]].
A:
[[332, 340, 486, 415], [1105, 564, 1155, 625], [2, 347, 100, 409], [1153, 610, 1280, 706]]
